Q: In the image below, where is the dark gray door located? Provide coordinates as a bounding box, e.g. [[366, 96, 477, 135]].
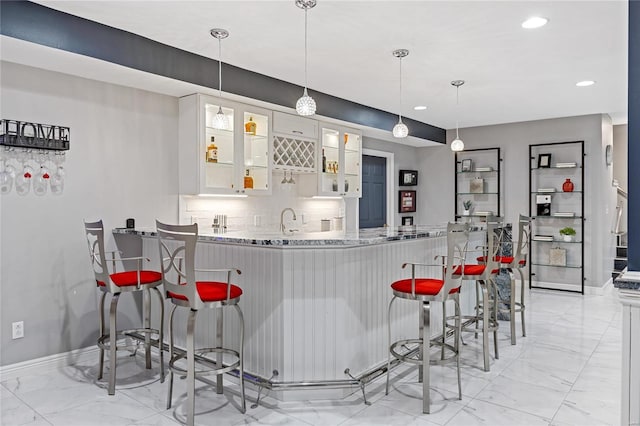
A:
[[359, 155, 387, 228]]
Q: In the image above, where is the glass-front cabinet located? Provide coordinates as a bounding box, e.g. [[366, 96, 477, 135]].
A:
[[318, 124, 362, 197], [179, 94, 272, 195]]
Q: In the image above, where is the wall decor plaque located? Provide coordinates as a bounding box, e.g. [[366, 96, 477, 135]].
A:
[[469, 178, 484, 193], [549, 247, 567, 266]]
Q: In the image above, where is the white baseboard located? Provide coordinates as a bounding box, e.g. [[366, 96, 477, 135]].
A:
[[0, 345, 99, 382], [586, 278, 613, 295], [530, 279, 612, 295]]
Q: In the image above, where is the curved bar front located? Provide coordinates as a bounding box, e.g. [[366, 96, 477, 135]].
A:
[[115, 226, 483, 400]]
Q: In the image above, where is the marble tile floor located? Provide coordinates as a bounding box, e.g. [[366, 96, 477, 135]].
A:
[[1, 287, 622, 426]]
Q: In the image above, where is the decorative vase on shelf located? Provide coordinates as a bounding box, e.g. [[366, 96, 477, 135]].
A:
[[562, 178, 574, 192], [563, 235, 573, 242], [463, 209, 470, 216]]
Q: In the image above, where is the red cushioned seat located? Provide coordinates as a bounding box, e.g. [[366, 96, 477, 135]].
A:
[[97, 270, 162, 287], [168, 281, 243, 302], [477, 255, 526, 266], [391, 278, 460, 295], [476, 255, 500, 263], [452, 264, 500, 275]]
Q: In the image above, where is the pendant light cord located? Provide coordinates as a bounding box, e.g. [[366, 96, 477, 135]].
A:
[[218, 36, 223, 98], [304, 7, 308, 90], [455, 85, 460, 139], [398, 56, 403, 120]]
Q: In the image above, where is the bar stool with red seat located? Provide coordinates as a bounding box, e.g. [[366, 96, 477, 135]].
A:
[[83, 219, 164, 395], [385, 222, 469, 414], [457, 216, 502, 372], [156, 221, 245, 426], [497, 214, 530, 345]]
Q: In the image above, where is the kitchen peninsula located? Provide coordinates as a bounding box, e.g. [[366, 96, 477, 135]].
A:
[[114, 225, 483, 398]]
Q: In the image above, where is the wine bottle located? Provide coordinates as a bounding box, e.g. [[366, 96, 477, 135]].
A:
[[206, 136, 218, 163], [322, 148, 326, 173]]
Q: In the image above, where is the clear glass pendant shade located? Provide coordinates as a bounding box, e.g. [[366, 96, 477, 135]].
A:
[[451, 137, 465, 152], [296, 88, 316, 116], [211, 106, 228, 130], [392, 119, 409, 138]]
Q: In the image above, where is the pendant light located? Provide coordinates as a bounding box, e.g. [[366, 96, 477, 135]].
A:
[[392, 49, 409, 138], [210, 28, 230, 130], [450, 80, 465, 152], [295, 0, 317, 116]]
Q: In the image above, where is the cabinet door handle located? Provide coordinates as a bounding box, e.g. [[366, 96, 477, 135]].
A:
[[292, 130, 303, 135]]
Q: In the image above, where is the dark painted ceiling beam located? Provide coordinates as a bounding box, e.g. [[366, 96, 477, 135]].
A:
[[0, 1, 446, 143]]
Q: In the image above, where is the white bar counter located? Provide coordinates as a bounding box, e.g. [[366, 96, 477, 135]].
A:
[[115, 226, 483, 398], [614, 271, 640, 425]]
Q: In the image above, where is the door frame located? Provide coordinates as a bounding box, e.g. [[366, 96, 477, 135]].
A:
[[362, 148, 395, 228]]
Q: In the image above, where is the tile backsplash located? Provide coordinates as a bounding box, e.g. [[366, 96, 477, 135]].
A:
[[179, 178, 345, 233]]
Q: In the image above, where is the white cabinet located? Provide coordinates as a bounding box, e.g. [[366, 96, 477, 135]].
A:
[[299, 123, 362, 198], [179, 94, 272, 195], [273, 111, 318, 139]]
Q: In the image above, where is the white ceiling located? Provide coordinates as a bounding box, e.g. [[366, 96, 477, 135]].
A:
[[11, 1, 631, 131]]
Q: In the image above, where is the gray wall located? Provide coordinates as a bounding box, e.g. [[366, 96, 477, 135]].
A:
[[415, 114, 616, 289], [0, 62, 179, 366]]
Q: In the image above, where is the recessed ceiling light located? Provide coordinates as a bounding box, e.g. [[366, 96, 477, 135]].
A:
[[576, 80, 596, 87], [413, 105, 427, 111], [522, 17, 548, 29]]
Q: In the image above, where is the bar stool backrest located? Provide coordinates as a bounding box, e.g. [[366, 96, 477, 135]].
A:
[[84, 219, 116, 293], [482, 214, 502, 274], [156, 221, 201, 310], [514, 214, 531, 266], [441, 222, 470, 301]]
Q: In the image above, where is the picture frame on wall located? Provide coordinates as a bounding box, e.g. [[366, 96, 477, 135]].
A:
[[399, 170, 418, 186], [402, 216, 414, 226], [461, 159, 472, 172], [399, 190, 417, 213], [538, 153, 552, 168]]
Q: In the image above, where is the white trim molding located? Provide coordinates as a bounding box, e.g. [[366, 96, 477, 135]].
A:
[[0, 346, 99, 382]]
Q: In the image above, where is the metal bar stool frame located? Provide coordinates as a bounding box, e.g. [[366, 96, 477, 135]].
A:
[[458, 216, 502, 372], [385, 222, 470, 414], [157, 221, 245, 426], [83, 220, 165, 396], [498, 214, 531, 345]]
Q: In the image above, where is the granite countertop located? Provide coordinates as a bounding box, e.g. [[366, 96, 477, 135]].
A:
[[113, 224, 484, 247], [614, 270, 640, 291]]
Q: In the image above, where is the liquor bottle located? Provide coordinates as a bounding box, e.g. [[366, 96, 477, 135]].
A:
[[322, 148, 326, 173], [244, 169, 254, 189], [245, 116, 257, 135], [206, 136, 218, 163]]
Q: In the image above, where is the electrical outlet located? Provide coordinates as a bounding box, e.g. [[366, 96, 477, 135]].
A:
[[12, 321, 24, 339]]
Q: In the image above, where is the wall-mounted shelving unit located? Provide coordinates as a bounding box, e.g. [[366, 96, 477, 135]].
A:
[[528, 140, 585, 294], [454, 147, 502, 220]]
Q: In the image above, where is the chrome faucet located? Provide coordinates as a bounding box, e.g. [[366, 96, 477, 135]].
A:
[[280, 208, 297, 234]]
